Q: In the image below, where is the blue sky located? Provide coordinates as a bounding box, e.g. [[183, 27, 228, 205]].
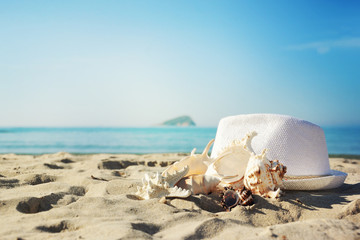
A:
[[0, 1, 359, 127]]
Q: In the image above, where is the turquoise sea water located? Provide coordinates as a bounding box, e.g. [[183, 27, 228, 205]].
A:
[[0, 127, 359, 155]]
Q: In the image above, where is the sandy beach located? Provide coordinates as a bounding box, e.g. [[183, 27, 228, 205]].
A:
[[0, 152, 359, 240]]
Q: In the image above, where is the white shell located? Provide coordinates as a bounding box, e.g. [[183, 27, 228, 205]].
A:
[[162, 139, 214, 178], [135, 167, 191, 200], [163, 165, 190, 187], [176, 174, 221, 195], [243, 149, 286, 198], [206, 132, 256, 185]]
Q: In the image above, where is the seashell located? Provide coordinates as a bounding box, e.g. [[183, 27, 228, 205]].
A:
[[163, 165, 190, 187], [269, 159, 287, 187], [238, 187, 254, 206], [176, 174, 221, 195], [243, 149, 287, 199], [206, 132, 257, 186], [217, 178, 245, 192], [135, 167, 191, 200], [162, 139, 214, 178], [219, 187, 240, 211], [219, 187, 254, 211]]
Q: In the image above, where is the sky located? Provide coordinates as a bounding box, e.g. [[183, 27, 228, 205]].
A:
[[0, 1, 359, 127]]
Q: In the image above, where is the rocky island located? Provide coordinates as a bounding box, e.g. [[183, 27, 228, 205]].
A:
[[161, 115, 196, 126]]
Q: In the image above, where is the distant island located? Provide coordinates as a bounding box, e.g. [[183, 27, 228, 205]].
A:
[[161, 116, 196, 127]]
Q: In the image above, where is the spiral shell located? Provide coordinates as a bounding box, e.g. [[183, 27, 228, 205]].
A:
[[219, 187, 240, 211], [238, 187, 254, 206], [244, 149, 287, 199]]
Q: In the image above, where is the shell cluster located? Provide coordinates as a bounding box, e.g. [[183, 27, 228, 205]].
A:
[[135, 131, 287, 209]]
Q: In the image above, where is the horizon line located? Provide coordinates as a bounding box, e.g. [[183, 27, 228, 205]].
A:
[[0, 124, 360, 128]]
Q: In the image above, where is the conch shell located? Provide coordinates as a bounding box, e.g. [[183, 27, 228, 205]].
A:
[[205, 132, 257, 189], [162, 139, 214, 178], [243, 149, 287, 199], [135, 166, 191, 200], [176, 174, 221, 195]]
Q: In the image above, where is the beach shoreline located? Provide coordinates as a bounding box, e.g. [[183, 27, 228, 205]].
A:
[[1, 153, 359, 239]]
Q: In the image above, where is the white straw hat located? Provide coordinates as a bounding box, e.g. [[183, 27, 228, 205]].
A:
[[211, 114, 347, 190]]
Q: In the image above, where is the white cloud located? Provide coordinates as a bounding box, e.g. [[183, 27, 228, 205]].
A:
[[287, 37, 360, 54]]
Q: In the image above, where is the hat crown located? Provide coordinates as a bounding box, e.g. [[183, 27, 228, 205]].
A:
[[211, 114, 331, 176]]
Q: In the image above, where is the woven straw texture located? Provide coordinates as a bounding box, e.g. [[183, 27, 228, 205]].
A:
[[211, 114, 331, 176], [283, 170, 347, 190]]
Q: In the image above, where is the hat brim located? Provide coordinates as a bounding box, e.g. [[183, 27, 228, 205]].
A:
[[282, 170, 348, 190]]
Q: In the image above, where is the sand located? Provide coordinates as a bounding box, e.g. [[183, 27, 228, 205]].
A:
[[0, 152, 359, 240]]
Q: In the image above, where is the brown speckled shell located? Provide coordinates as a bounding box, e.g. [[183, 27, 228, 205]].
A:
[[239, 188, 254, 206], [244, 149, 286, 198], [220, 187, 254, 211]]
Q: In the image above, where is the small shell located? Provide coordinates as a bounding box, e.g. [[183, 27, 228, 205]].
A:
[[238, 187, 254, 206], [243, 149, 286, 199], [220, 187, 240, 211], [206, 132, 257, 184], [162, 139, 214, 178], [219, 187, 254, 211], [176, 174, 221, 195]]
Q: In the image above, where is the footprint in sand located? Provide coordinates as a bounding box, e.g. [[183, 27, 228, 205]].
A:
[[43, 158, 76, 169], [131, 222, 161, 235], [98, 159, 171, 170], [98, 159, 138, 170], [36, 220, 78, 233], [111, 171, 127, 177], [0, 178, 20, 189], [59, 158, 74, 164], [16, 186, 86, 214], [338, 199, 360, 219], [0, 174, 57, 189], [43, 163, 64, 169], [183, 218, 232, 240], [23, 174, 57, 185]]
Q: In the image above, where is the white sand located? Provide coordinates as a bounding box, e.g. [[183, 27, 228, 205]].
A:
[[0, 153, 359, 239]]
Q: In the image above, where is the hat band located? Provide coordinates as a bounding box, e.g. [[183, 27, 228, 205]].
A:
[[284, 174, 330, 180]]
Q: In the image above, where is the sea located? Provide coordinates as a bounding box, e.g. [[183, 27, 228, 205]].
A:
[[0, 127, 359, 155]]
